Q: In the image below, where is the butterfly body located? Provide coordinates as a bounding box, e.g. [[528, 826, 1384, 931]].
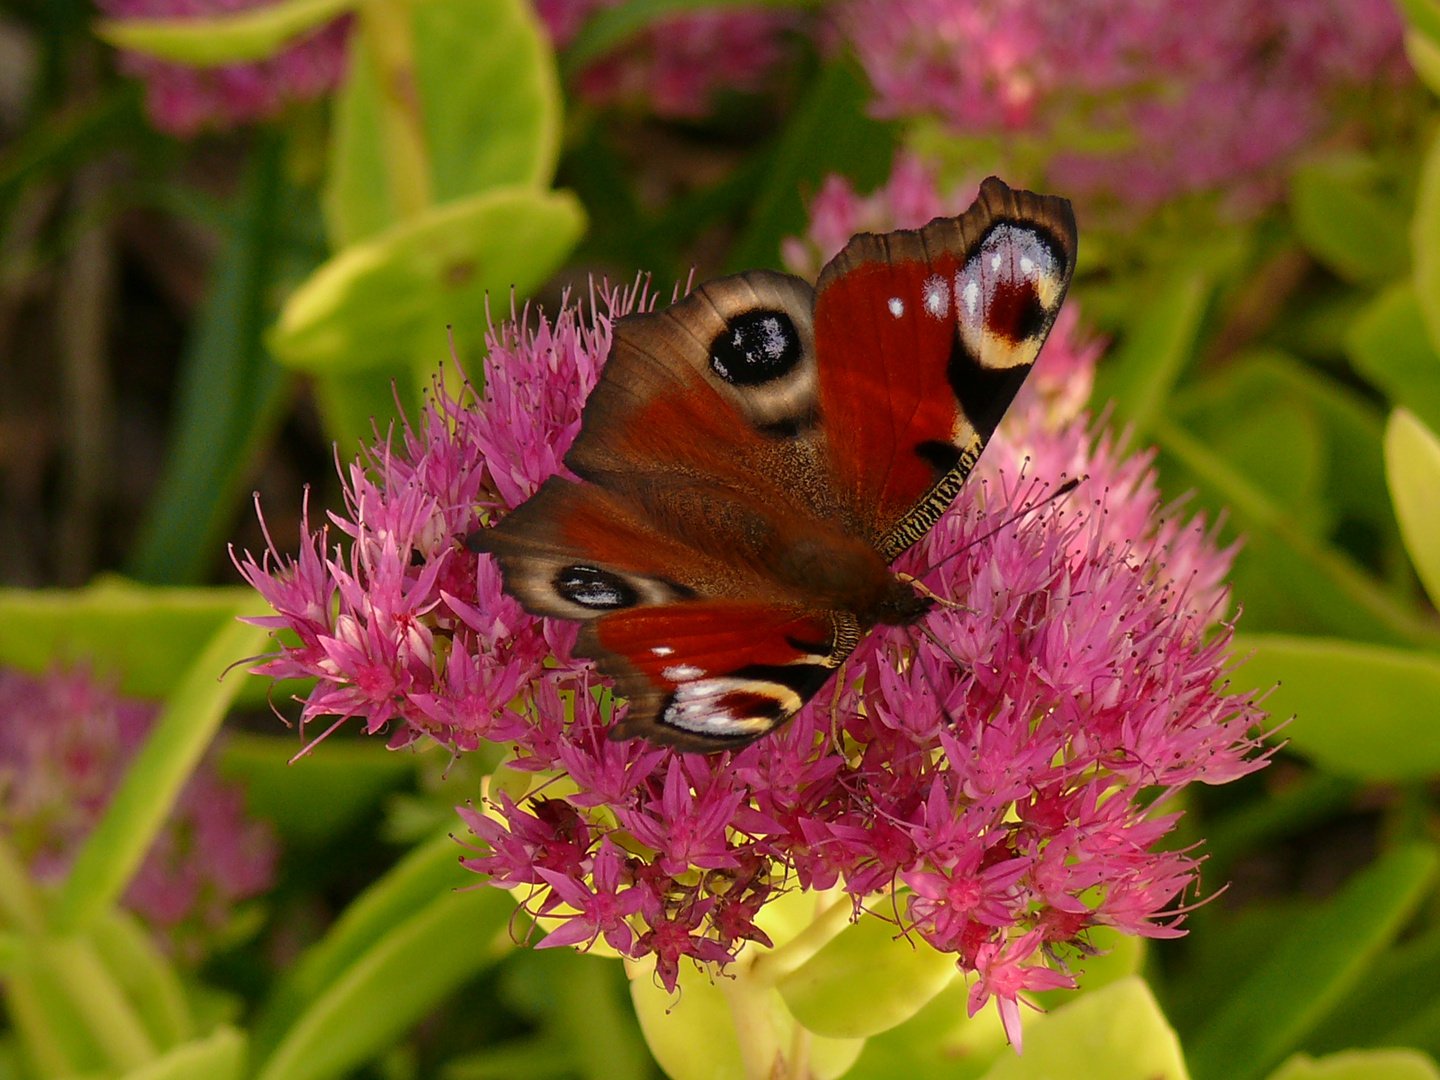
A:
[[473, 178, 1077, 752]]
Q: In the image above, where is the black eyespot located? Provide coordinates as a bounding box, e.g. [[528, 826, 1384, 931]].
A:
[[709, 310, 802, 386], [553, 565, 637, 610]]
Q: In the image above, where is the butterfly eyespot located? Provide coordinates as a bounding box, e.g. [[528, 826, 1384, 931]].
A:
[[709, 309, 803, 386], [553, 565, 637, 610]]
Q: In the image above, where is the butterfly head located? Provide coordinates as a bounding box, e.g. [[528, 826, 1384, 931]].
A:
[[873, 576, 936, 627]]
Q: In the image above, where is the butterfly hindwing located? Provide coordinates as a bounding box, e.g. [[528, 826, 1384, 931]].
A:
[[812, 176, 1077, 560], [591, 602, 858, 752]]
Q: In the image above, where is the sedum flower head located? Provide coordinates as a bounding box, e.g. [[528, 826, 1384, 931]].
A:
[[836, 0, 1406, 208], [241, 276, 1267, 1043], [536, 0, 795, 118], [0, 667, 277, 955], [97, 0, 350, 136]]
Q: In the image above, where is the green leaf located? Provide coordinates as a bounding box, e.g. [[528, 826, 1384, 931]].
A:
[[310, 367, 414, 460], [563, 0, 820, 75], [778, 912, 958, 1039], [442, 1038, 577, 1080], [269, 187, 585, 375], [117, 1026, 245, 1080], [217, 733, 418, 849], [979, 977, 1188, 1080], [7, 946, 112, 1076], [51, 607, 271, 934], [1290, 156, 1409, 284], [0, 580, 292, 707], [94, 0, 352, 66], [1386, 408, 1440, 607], [842, 978, 1006, 1080], [1187, 844, 1439, 1080], [1153, 419, 1440, 649], [254, 886, 513, 1080], [325, 0, 561, 248], [1091, 269, 1209, 435], [1304, 924, 1440, 1054], [1348, 283, 1440, 437], [627, 959, 748, 1080], [1410, 124, 1440, 357], [128, 134, 296, 586], [1398, 0, 1440, 43], [1030, 927, 1144, 1012], [1407, 29, 1440, 97], [629, 958, 863, 1080], [90, 910, 194, 1051], [1229, 634, 1440, 779], [490, 951, 653, 1080], [727, 59, 899, 273], [1269, 1050, 1440, 1080]]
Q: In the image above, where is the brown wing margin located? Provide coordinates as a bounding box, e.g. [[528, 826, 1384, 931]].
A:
[[811, 176, 1077, 562]]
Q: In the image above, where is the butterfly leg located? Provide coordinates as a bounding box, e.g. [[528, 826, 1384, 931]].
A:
[[894, 572, 977, 615], [828, 658, 850, 755]]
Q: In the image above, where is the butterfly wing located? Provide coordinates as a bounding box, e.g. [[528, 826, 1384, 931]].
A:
[[591, 602, 859, 752], [473, 271, 861, 747], [812, 176, 1077, 560]]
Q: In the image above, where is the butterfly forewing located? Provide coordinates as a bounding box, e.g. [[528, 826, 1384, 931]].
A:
[[474, 177, 1077, 750], [812, 177, 1077, 560]]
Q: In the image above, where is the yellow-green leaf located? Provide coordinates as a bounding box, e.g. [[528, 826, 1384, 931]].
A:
[[1269, 1050, 1440, 1080], [1385, 408, 1440, 607], [778, 912, 957, 1039], [269, 187, 585, 375], [1230, 633, 1440, 780], [979, 977, 1188, 1080], [95, 0, 351, 66], [118, 1027, 245, 1080]]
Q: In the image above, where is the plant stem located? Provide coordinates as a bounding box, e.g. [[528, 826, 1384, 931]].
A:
[[748, 891, 853, 987], [0, 835, 44, 934], [42, 936, 156, 1070], [719, 961, 783, 1080]]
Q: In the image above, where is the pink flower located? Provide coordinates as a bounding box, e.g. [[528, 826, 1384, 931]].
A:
[[242, 272, 1269, 1036], [0, 667, 276, 958], [835, 0, 1407, 209], [536, 1, 795, 117], [96, 0, 350, 136]]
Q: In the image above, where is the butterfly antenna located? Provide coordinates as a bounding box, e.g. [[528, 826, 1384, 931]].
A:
[[915, 476, 1082, 579]]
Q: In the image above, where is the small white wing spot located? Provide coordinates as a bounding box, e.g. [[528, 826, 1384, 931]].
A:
[[651, 646, 673, 657], [990, 253, 1003, 271], [922, 275, 949, 318], [1020, 255, 1035, 274], [962, 279, 980, 317], [888, 296, 905, 318], [663, 664, 704, 681]]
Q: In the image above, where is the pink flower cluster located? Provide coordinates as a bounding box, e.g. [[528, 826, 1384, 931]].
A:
[[782, 152, 978, 280], [239, 274, 1267, 1041], [97, 0, 349, 136], [0, 667, 276, 955], [837, 0, 1407, 207], [536, 0, 795, 117]]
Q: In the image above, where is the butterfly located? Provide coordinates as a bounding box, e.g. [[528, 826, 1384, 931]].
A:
[[471, 177, 1077, 752]]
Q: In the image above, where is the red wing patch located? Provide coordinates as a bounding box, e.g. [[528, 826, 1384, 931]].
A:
[[812, 177, 1077, 560], [584, 603, 859, 752]]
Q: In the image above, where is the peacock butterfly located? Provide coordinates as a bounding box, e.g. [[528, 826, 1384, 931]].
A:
[[471, 177, 1077, 752]]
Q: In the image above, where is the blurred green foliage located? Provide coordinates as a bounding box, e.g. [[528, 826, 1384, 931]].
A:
[[2, 0, 1440, 1078]]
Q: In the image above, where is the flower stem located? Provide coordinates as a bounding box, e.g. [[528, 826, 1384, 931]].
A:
[[719, 962, 783, 1080], [0, 835, 44, 934], [42, 936, 157, 1070], [748, 891, 854, 987]]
